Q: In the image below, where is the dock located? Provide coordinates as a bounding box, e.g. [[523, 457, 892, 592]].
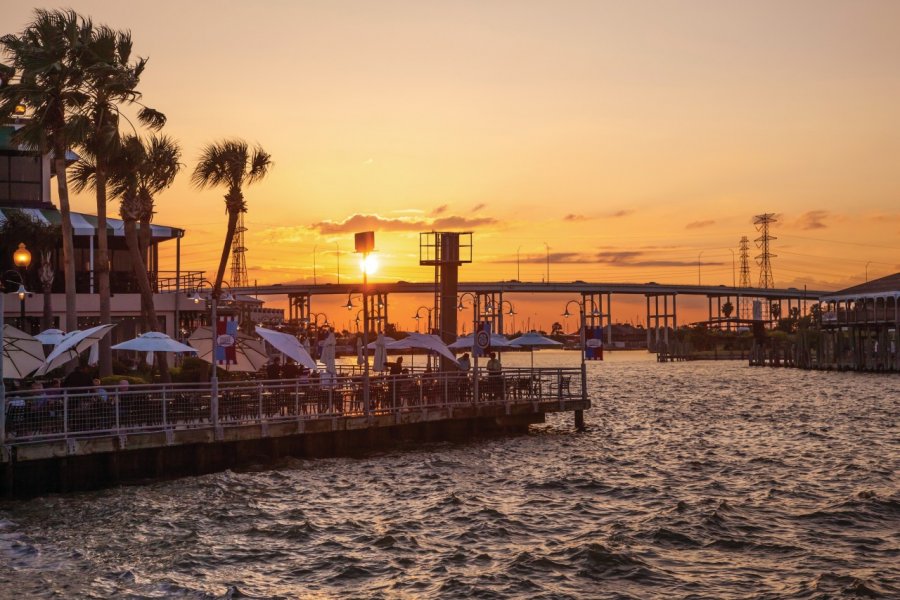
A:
[[1, 367, 588, 498]]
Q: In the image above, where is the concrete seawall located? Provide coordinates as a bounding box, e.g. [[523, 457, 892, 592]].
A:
[[3, 399, 587, 498]]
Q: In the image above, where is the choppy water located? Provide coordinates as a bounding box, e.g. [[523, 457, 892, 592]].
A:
[[2, 352, 899, 599]]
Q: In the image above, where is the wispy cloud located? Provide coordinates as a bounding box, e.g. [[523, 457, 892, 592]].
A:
[[472, 203, 486, 212], [564, 214, 589, 222], [796, 210, 829, 230], [431, 204, 448, 216], [310, 213, 498, 234], [497, 252, 585, 264], [685, 219, 715, 230], [595, 250, 721, 268], [607, 209, 634, 218]]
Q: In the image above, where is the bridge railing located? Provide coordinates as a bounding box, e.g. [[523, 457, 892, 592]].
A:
[[2, 367, 584, 444]]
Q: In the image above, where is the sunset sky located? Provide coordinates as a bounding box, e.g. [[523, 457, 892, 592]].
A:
[[3, 1, 899, 331]]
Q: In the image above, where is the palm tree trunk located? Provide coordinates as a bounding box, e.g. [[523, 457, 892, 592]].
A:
[[214, 210, 239, 297], [95, 166, 113, 377], [124, 219, 171, 383], [54, 148, 78, 334], [39, 251, 54, 331]]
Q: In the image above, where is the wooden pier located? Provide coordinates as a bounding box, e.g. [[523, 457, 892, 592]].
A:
[[1, 367, 588, 498]]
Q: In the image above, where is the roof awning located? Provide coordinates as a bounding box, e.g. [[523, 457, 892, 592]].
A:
[[0, 206, 183, 240]]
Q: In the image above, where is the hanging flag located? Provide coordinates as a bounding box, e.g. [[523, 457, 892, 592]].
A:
[[585, 326, 604, 360], [474, 321, 492, 358], [215, 315, 239, 365]]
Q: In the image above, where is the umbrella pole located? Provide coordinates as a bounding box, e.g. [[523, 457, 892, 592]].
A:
[[1, 290, 5, 446]]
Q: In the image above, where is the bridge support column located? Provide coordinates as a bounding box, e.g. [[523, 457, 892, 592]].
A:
[[646, 292, 677, 353]]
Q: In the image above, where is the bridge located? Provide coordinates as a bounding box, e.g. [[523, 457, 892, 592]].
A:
[[233, 280, 830, 351]]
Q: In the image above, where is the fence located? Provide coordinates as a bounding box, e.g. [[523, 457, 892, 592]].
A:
[[3, 367, 584, 444]]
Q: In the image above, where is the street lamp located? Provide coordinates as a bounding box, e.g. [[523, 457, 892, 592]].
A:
[[354, 231, 376, 416], [564, 298, 588, 426], [189, 279, 235, 430], [3, 270, 30, 331], [544, 242, 550, 283], [414, 305, 434, 334], [458, 292, 481, 402]]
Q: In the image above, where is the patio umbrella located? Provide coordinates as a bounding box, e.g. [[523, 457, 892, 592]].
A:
[[373, 333, 388, 372], [356, 337, 365, 366], [112, 331, 198, 366], [34, 328, 68, 347], [255, 326, 317, 370], [388, 333, 458, 366], [35, 324, 116, 376], [2, 324, 46, 379], [188, 326, 269, 372], [510, 331, 562, 369], [448, 333, 513, 349], [320, 331, 337, 374]]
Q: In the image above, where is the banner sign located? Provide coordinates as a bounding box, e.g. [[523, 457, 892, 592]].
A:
[[215, 315, 239, 364], [473, 321, 491, 357], [585, 326, 604, 360]]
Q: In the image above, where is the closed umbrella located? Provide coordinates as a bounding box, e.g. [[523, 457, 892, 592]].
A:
[[373, 333, 388, 372], [356, 336, 365, 366], [34, 328, 67, 347], [2, 324, 45, 379], [36, 324, 116, 375], [320, 331, 337, 374], [188, 326, 269, 372], [255, 326, 317, 370], [509, 331, 562, 369]]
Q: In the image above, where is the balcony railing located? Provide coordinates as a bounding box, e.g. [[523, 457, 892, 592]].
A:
[[2, 367, 584, 444]]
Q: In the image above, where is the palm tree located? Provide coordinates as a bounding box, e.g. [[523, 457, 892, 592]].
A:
[[191, 140, 272, 298], [76, 25, 166, 377], [0, 9, 95, 334], [108, 134, 182, 382]]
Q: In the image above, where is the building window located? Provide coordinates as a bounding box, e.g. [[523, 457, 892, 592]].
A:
[[0, 152, 42, 203]]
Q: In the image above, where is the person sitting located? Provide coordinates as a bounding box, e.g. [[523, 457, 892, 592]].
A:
[[266, 357, 281, 380], [64, 364, 93, 389], [389, 356, 404, 375], [282, 359, 299, 379]]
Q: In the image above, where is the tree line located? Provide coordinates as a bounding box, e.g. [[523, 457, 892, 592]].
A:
[[0, 9, 272, 382]]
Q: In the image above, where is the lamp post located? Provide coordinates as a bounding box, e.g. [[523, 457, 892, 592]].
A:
[[189, 279, 235, 431], [563, 299, 588, 430], [414, 305, 435, 369], [3, 270, 30, 332], [516, 245, 521, 281], [499, 300, 516, 335], [865, 261, 871, 283], [355, 231, 375, 417], [1, 284, 6, 445], [458, 292, 480, 402], [302, 311, 329, 357], [13, 243, 32, 331]]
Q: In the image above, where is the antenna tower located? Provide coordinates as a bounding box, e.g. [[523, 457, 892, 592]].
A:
[[753, 213, 776, 289], [230, 212, 249, 288], [738, 236, 752, 288]]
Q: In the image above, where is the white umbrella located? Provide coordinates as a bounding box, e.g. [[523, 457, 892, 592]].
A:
[[255, 326, 317, 370], [320, 331, 337, 374], [34, 328, 68, 346], [188, 326, 269, 372], [356, 337, 365, 366], [36, 324, 116, 375], [373, 332, 388, 372], [448, 332, 513, 349], [388, 333, 458, 365], [2, 324, 45, 379], [510, 331, 562, 368], [366, 335, 396, 350], [112, 331, 198, 353]]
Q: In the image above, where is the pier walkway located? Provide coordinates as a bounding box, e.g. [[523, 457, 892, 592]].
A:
[[1, 367, 588, 497]]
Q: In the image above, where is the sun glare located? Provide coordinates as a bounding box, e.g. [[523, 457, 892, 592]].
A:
[[360, 254, 379, 276]]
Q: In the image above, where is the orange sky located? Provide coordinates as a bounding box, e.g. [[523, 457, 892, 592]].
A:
[[3, 1, 899, 330]]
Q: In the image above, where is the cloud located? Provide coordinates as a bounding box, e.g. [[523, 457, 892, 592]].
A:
[[685, 220, 716, 230], [796, 210, 829, 230], [564, 214, 589, 222], [431, 204, 448, 216], [310, 213, 497, 234], [607, 209, 634, 218], [472, 203, 486, 212], [501, 252, 585, 264], [595, 250, 721, 268]]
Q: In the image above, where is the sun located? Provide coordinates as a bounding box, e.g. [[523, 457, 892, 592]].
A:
[[360, 254, 379, 276]]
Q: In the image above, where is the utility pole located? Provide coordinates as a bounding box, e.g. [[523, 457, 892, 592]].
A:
[[739, 237, 752, 288], [754, 213, 777, 289], [544, 242, 550, 283]]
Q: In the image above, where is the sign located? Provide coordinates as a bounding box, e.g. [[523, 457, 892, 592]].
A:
[[355, 231, 375, 253], [473, 321, 491, 357], [585, 326, 604, 360], [215, 316, 239, 364]]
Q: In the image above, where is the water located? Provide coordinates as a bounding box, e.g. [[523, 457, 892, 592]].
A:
[[1, 351, 898, 599]]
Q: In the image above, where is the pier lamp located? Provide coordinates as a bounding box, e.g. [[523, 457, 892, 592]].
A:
[[189, 279, 235, 429], [3, 270, 31, 331], [354, 231, 376, 416], [457, 292, 481, 402], [413, 305, 434, 334], [13, 243, 32, 269], [563, 299, 589, 426]]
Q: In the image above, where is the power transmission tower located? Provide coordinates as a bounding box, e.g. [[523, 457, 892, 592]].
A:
[[753, 213, 776, 289], [230, 212, 249, 288], [738, 236, 751, 288]]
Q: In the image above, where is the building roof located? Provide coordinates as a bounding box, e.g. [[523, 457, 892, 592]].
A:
[[822, 272, 900, 300], [0, 206, 183, 240]]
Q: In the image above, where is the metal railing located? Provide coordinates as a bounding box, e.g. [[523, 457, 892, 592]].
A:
[[2, 367, 584, 444]]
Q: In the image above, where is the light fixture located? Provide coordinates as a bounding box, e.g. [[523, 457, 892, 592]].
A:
[[16, 283, 27, 301], [190, 290, 203, 304], [13, 242, 31, 268], [221, 290, 235, 302], [344, 296, 354, 310], [562, 309, 571, 318], [13, 103, 26, 116]]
